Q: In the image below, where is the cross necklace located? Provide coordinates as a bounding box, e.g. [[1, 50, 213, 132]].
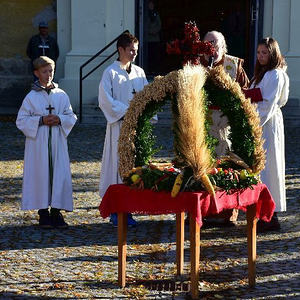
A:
[[124, 64, 136, 95], [46, 104, 55, 115], [46, 102, 55, 191], [130, 79, 136, 95]]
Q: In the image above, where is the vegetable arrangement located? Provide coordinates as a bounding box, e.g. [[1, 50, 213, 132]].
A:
[[123, 157, 259, 197]]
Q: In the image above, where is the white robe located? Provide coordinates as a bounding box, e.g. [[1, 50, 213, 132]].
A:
[[251, 68, 289, 212], [209, 55, 242, 156], [16, 87, 77, 211], [98, 61, 148, 198]]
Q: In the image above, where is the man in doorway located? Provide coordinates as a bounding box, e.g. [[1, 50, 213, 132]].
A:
[[98, 32, 148, 227], [26, 21, 59, 80], [201, 31, 249, 226], [146, 0, 162, 74]]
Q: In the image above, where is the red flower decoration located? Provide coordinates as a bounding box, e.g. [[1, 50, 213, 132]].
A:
[[166, 21, 215, 66]]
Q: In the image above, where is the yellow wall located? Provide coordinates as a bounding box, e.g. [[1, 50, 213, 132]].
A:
[[0, 0, 57, 58]]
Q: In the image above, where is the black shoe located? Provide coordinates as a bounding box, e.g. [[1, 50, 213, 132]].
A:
[[202, 218, 236, 229], [38, 209, 53, 229], [223, 220, 237, 227], [257, 213, 280, 233], [50, 209, 68, 229]]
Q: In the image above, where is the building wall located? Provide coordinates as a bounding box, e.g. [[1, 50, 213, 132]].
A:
[[2, 0, 299, 115], [58, 0, 135, 111], [0, 0, 57, 112], [263, 0, 300, 99]]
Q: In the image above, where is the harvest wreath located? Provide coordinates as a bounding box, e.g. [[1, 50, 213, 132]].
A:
[[118, 64, 265, 197]]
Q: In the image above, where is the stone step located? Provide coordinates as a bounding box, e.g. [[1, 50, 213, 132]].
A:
[[282, 98, 300, 127], [80, 98, 300, 127], [80, 102, 174, 126], [80, 104, 106, 125]]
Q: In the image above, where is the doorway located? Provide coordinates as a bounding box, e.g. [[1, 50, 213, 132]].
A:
[[139, 0, 260, 77]]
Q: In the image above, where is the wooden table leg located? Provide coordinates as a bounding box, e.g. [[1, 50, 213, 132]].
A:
[[176, 212, 185, 275], [189, 214, 200, 299], [118, 213, 127, 287], [246, 204, 257, 287]]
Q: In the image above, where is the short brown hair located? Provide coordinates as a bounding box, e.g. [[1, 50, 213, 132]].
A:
[[253, 37, 286, 86], [33, 56, 55, 70], [116, 32, 138, 52]]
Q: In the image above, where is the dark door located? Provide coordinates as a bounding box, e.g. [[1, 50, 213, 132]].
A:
[[137, 0, 263, 79], [248, 0, 264, 77]]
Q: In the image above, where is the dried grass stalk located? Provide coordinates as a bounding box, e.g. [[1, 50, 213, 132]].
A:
[[175, 64, 213, 179]]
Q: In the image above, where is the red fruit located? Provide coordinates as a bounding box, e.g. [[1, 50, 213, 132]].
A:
[[210, 167, 218, 175]]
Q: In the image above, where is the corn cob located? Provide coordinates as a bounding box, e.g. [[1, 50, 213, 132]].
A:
[[171, 173, 184, 197], [200, 174, 215, 198], [149, 162, 173, 171]]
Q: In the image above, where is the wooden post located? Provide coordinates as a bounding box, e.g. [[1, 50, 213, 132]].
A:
[[118, 213, 127, 287], [176, 212, 185, 275], [189, 213, 200, 299], [246, 204, 257, 287]]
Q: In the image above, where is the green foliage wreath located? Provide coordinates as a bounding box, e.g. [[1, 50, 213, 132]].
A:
[[118, 64, 265, 193]]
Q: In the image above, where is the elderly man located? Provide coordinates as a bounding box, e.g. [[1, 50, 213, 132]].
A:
[[201, 30, 249, 88], [201, 31, 249, 226]]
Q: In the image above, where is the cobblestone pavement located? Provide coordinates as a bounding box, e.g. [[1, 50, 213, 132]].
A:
[[0, 121, 300, 299]]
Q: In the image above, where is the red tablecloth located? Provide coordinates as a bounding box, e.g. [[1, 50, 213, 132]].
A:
[[99, 183, 275, 226]]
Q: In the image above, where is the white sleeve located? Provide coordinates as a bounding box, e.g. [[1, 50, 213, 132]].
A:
[[142, 70, 149, 86], [57, 94, 77, 137], [98, 70, 128, 124], [257, 70, 283, 126], [278, 72, 289, 108], [16, 96, 40, 139]]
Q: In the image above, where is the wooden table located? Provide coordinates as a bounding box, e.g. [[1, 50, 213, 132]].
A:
[[99, 184, 275, 299]]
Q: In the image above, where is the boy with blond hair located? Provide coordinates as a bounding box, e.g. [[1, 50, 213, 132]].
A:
[[16, 56, 77, 228]]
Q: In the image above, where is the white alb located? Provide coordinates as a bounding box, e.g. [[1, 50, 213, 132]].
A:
[[251, 68, 289, 211], [16, 86, 77, 211], [98, 61, 148, 198]]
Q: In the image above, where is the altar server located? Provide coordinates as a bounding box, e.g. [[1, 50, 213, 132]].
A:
[[98, 32, 148, 227], [16, 56, 77, 229], [250, 37, 289, 232]]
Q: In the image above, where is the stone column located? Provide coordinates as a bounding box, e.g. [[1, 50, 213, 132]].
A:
[[264, 0, 300, 100], [263, 0, 300, 126], [57, 0, 135, 110]]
